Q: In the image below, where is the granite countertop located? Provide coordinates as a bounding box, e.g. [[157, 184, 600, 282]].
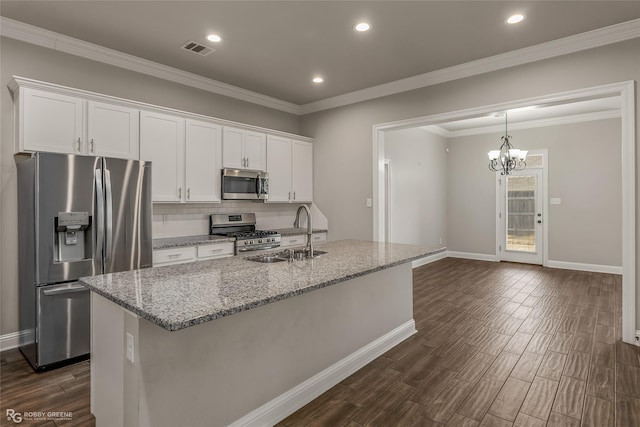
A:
[[153, 235, 234, 250], [153, 229, 327, 250], [81, 240, 444, 332]]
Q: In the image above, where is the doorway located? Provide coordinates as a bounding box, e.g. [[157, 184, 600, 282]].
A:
[[498, 167, 543, 265], [372, 81, 636, 344]]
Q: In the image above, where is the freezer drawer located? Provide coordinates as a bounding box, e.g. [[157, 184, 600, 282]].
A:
[[37, 282, 90, 367]]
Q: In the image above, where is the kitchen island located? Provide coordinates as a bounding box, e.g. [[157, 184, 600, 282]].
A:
[[81, 240, 443, 427]]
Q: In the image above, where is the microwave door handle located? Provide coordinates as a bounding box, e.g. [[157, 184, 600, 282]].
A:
[[256, 175, 261, 198]]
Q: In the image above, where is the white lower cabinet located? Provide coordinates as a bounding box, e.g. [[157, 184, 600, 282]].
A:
[[280, 232, 326, 249], [153, 242, 234, 267], [153, 247, 197, 266]]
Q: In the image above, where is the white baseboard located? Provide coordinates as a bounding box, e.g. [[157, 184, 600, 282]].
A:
[[0, 329, 33, 352], [228, 320, 417, 427], [546, 260, 623, 275], [446, 251, 498, 262], [412, 250, 447, 268]]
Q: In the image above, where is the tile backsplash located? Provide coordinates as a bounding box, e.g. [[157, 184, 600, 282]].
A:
[[152, 201, 327, 238]]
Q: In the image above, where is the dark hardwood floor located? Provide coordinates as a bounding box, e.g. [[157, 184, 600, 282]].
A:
[[0, 350, 93, 426], [278, 258, 640, 426], [2, 258, 639, 426]]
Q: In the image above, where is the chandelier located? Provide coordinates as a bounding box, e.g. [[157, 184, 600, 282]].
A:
[[488, 113, 527, 175]]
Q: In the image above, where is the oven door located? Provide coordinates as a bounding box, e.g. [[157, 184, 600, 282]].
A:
[[222, 169, 268, 200]]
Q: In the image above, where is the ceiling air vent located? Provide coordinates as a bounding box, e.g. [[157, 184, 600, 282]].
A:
[[181, 41, 214, 56]]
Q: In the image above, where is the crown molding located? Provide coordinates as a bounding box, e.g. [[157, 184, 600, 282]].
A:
[[300, 18, 640, 115], [2, 16, 639, 116], [0, 17, 302, 115], [423, 109, 622, 138]]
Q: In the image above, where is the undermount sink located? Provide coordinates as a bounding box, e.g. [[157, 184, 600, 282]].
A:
[[247, 255, 287, 263]]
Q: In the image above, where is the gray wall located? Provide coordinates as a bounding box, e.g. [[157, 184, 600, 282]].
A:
[[385, 127, 447, 247], [300, 38, 640, 324], [0, 37, 301, 335], [447, 119, 622, 266]]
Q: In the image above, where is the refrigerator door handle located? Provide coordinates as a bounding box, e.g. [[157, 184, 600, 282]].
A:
[[43, 285, 89, 296], [95, 168, 105, 264], [104, 168, 113, 265]]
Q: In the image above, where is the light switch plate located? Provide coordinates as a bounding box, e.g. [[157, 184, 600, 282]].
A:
[[550, 198, 561, 205], [126, 332, 134, 363]]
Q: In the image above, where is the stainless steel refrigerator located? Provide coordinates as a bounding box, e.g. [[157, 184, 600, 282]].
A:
[[18, 152, 152, 370]]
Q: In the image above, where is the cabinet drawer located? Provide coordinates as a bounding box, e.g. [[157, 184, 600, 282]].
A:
[[280, 235, 306, 248], [153, 247, 197, 266], [197, 243, 234, 259], [311, 232, 327, 243]]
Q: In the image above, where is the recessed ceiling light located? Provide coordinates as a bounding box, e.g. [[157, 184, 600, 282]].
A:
[[354, 22, 370, 32], [312, 77, 324, 84], [506, 14, 525, 24], [206, 34, 222, 43]]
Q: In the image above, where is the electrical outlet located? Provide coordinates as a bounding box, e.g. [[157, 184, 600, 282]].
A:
[[366, 198, 372, 208], [635, 331, 640, 346], [126, 333, 135, 363]]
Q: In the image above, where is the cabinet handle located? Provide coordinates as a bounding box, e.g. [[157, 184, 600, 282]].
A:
[[76, 137, 81, 152], [178, 187, 182, 199], [293, 191, 296, 200], [168, 254, 181, 259], [90, 138, 95, 153], [246, 157, 249, 168], [288, 191, 291, 200], [187, 188, 190, 200]]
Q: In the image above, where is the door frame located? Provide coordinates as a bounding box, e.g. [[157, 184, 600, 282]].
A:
[[495, 149, 548, 266], [372, 81, 635, 344]]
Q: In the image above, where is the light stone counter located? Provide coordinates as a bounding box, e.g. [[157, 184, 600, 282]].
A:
[[152, 234, 234, 249], [80, 239, 443, 331]]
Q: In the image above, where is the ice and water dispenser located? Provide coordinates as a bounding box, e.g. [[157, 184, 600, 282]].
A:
[[54, 212, 91, 262]]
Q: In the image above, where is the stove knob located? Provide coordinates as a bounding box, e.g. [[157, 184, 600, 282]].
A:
[[258, 239, 263, 243], [266, 238, 271, 242], [250, 240, 254, 245], [244, 241, 248, 245]]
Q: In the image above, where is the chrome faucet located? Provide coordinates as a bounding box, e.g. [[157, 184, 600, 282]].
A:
[[294, 204, 313, 258]]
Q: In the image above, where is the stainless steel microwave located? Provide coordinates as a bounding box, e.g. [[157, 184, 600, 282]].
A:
[[221, 169, 269, 200]]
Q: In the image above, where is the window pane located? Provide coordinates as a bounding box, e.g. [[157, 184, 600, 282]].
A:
[[506, 175, 536, 252]]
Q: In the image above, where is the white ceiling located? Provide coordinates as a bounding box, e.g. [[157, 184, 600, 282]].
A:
[[424, 96, 622, 137], [1, 1, 640, 106]]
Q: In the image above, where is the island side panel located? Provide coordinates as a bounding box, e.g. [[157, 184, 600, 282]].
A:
[[135, 263, 413, 427]]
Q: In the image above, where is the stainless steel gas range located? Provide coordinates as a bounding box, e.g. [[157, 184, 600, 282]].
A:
[[210, 213, 281, 254]]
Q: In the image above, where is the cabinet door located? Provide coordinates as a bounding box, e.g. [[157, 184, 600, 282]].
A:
[[222, 127, 244, 169], [291, 140, 313, 202], [140, 111, 185, 202], [20, 88, 83, 154], [87, 101, 139, 159], [185, 119, 221, 202], [266, 135, 292, 203], [243, 131, 266, 171]]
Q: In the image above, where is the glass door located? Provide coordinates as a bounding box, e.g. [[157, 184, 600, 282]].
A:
[[500, 168, 543, 264]]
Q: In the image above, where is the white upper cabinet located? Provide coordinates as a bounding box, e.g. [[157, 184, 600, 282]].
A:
[[222, 126, 266, 171], [140, 113, 222, 203], [87, 101, 139, 159], [18, 88, 84, 154], [292, 140, 313, 203], [266, 135, 292, 202], [140, 111, 185, 202], [185, 119, 221, 203], [16, 87, 139, 159], [266, 136, 313, 203]]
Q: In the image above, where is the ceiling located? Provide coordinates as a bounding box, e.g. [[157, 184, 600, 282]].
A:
[[2, 1, 640, 107]]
